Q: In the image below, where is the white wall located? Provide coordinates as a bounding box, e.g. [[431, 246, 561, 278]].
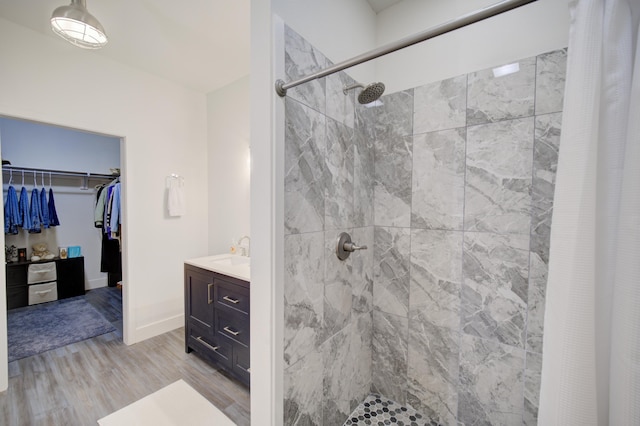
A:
[[0, 17, 209, 391], [375, 0, 571, 93], [0, 117, 120, 174], [1, 117, 120, 289], [207, 76, 251, 255], [272, 0, 377, 84], [250, 0, 281, 423]]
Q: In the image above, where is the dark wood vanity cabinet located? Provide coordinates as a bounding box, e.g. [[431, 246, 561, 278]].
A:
[[184, 264, 250, 387]]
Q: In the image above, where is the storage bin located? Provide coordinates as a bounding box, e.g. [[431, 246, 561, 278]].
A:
[[67, 246, 82, 258], [28, 281, 58, 305], [27, 262, 57, 284]]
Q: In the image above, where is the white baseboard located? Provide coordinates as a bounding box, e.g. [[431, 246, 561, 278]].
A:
[[86, 277, 108, 290], [132, 314, 184, 343]]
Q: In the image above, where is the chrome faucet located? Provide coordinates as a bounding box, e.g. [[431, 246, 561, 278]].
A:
[[237, 235, 251, 257]]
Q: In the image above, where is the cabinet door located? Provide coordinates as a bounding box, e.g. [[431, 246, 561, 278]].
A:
[[6, 264, 27, 288], [7, 285, 28, 309], [6, 264, 28, 309], [56, 257, 85, 299], [185, 267, 215, 334]]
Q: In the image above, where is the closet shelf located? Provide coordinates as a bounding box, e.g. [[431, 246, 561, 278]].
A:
[[2, 165, 118, 181]]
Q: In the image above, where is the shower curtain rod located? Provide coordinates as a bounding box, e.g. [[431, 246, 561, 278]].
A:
[[275, 0, 537, 97], [2, 165, 118, 181]]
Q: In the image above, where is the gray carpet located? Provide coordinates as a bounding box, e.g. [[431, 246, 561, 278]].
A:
[[8, 296, 116, 362]]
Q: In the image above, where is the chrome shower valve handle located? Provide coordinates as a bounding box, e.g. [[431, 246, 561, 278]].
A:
[[336, 232, 368, 261], [343, 241, 368, 252]]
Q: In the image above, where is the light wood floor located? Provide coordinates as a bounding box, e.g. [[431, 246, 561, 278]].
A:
[[0, 288, 250, 426]]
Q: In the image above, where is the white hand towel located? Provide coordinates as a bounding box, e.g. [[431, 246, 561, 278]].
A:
[[168, 178, 186, 217]]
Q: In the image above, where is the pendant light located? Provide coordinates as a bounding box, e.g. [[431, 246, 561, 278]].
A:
[[50, 0, 108, 49]]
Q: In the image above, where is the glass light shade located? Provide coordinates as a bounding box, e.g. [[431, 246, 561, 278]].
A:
[[51, 1, 107, 49]]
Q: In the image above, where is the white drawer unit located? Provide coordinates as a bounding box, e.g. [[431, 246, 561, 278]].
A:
[[27, 262, 57, 284], [28, 281, 58, 305], [27, 262, 58, 305]]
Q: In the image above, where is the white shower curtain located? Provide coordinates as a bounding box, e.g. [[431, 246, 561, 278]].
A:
[[538, 0, 640, 425]]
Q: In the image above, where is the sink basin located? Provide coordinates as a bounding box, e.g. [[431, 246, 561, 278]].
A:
[[210, 256, 250, 267], [186, 254, 251, 281]]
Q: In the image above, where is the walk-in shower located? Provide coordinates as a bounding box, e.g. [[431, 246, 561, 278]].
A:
[[279, 0, 552, 425]]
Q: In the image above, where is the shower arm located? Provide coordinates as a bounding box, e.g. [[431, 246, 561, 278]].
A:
[[275, 0, 537, 97], [343, 83, 365, 95]]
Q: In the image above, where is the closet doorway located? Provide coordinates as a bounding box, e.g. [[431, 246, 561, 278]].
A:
[[0, 116, 126, 363]]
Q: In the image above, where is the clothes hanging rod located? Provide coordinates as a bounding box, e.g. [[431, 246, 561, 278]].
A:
[[2, 165, 118, 180], [275, 0, 537, 97]]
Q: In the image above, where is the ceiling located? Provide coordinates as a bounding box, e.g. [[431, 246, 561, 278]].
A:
[[366, 0, 404, 14], [0, 1, 405, 94], [0, 0, 250, 94]]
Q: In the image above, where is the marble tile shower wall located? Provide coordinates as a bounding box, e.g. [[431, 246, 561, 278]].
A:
[[283, 26, 376, 426], [371, 49, 567, 425]]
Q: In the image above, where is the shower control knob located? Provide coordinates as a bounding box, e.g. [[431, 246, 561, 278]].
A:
[[336, 232, 368, 261], [343, 242, 368, 252]]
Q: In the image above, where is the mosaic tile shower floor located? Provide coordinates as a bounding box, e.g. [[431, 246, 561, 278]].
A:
[[343, 394, 440, 426]]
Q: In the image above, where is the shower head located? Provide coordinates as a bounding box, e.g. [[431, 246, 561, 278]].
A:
[[343, 81, 386, 104]]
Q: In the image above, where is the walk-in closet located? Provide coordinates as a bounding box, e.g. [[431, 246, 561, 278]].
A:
[[1, 116, 123, 363]]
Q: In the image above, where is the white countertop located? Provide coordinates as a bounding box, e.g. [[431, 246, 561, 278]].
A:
[[184, 253, 250, 282]]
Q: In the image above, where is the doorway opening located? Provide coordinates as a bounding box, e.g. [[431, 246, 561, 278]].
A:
[[1, 115, 127, 362]]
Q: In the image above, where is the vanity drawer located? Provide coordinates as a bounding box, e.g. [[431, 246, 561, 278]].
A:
[[233, 345, 250, 385], [214, 279, 249, 315], [215, 309, 249, 347], [188, 324, 232, 368]]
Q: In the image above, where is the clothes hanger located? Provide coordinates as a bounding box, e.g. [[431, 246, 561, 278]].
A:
[[8, 169, 13, 186]]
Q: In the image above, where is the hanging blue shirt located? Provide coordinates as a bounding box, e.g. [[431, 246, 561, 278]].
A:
[[29, 188, 42, 233], [4, 186, 20, 234], [109, 182, 121, 233], [40, 187, 50, 229], [48, 188, 60, 226], [18, 187, 31, 230]]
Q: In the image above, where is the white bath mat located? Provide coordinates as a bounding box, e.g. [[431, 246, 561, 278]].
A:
[[98, 379, 236, 426]]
